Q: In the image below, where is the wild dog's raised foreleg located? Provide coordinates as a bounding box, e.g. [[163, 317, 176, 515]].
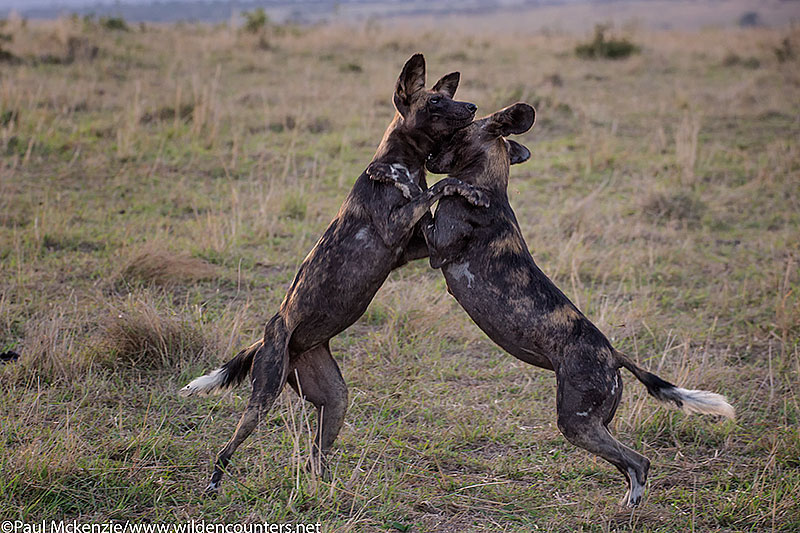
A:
[[392, 222, 430, 268], [367, 173, 487, 249], [367, 161, 424, 199], [286, 342, 348, 478], [389, 174, 433, 268], [421, 212, 474, 269], [206, 315, 291, 494]]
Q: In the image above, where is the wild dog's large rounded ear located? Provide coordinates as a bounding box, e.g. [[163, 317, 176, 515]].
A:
[[506, 139, 531, 165], [394, 54, 426, 116], [432, 72, 460, 98], [485, 103, 536, 137]]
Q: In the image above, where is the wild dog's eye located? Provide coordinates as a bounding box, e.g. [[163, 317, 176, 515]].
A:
[[430, 96, 441, 105]]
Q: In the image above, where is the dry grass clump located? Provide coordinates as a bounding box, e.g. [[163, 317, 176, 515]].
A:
[[11, 308, 87, 382], [641, 189, 706, 226], [117, 244, 217, 287], [98, 294, 209, 369]]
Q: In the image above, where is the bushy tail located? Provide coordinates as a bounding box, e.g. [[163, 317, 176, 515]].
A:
[[615, 350, 735, 419], [179, 339, 262, 397]]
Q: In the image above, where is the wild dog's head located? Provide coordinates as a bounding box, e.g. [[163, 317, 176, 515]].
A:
[[393, 53, 477, 141], [426, 102, 535, 185]]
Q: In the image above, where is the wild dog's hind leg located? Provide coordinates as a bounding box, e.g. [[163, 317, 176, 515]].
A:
[[287, 342, 348, 478], [206, 316, 291, 494], [555, 352, 650, 507]]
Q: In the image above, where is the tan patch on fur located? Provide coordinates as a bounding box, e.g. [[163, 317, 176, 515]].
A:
[[507, 266, 531, 285], [489, 235, 523, 255], [488, 142, 508, 177], [548, 305, 580, 326]]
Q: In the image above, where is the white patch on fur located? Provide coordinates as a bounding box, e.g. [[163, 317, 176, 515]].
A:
[[387, 163, 421, 199], [576, 411, 589, 417], [389, 163, 408, 179], [626, 467, 645, 507], [671, 388, 735, 419], [355, 227, 370, 242], [179, 368, 225, 397], [610, 374, 618, 395], [394, 181, 413, 199], [449, 262, 475, 288]]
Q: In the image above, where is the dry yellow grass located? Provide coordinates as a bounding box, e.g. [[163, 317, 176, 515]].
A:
[[118, 243, 218, 287]]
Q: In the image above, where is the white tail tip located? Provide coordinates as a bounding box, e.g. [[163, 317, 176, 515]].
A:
[[672, 388, 735, 419], [179, 368, 226, 397]]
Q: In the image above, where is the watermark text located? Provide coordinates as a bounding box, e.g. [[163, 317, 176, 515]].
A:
[[2, 521, 321, 533]]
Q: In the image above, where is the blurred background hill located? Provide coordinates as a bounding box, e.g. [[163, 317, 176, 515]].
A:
[[4, 0, 800, 31]]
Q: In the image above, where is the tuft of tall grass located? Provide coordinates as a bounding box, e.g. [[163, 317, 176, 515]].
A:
[[13, 306, 85, 382], [97, 293, 209, 369], [117, 243, 218, 288], [641, 190, 706, 226]]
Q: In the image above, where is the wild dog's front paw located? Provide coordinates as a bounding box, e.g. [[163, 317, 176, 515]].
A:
[[446, 183, 488, 207], [366, 162, 395, 183], [463, 187, 489, 207], [367, 162, 421, 199]]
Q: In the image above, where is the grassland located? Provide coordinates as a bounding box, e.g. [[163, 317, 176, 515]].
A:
[[1, 14, 799, 532]]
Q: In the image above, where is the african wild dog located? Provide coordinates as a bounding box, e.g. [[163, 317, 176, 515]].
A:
[[180, 54, 487, 493], [423, 102, 735, 507]]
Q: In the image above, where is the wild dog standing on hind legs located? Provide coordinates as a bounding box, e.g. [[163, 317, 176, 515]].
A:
[[179, 54, 488, 493], [423, 102, 735, 507]]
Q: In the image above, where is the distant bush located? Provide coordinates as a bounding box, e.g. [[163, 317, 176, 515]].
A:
[[576, 25, 639, 60], [100, 16, 129, 31], [243, 8, 268, 34], [0, 27, 17, 64], [775, 38, 794, 63], [340, 62, 363, 73], [722, 53, 760, 69], [0, 46, 19, 64], [738, 11, 760, 28], [66, 36, 99, 62]]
